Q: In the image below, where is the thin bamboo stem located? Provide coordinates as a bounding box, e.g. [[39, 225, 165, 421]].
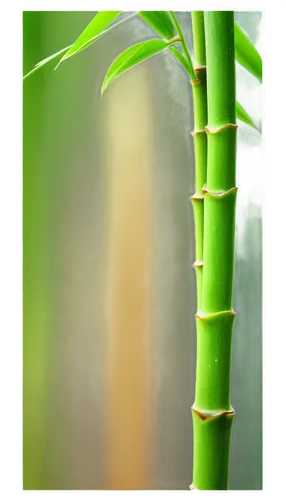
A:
[[190, 12, 207, 310], [191, 11, 237, 490], [169, 11, 196, 80]]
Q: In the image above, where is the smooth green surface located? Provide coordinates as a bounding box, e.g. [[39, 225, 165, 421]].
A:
[[191, 198, 203, 309], [101, 39, 173, 94], [234, 23, 266, 80], [193, 132, 207, 193], [169, 12, 195, 80], [192, 70, 207, 132], [191, 12, 206, 67], [236, 100, 257, 129], [206, 127, 237, 191], [139, 11, 175, 40], [59, 11, 121, 63], [195, 312, 235, 410], [191, 12, 237, 490], [204, 12, 236, 128], [190, 13, 208, 315], [192, 410, 234, 490], [202, 189, 237, 313], [169, 47, 192, 76]]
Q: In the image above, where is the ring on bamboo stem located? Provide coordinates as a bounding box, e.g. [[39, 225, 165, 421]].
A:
[[189, 194, 203, 201], [191, 129, 206, 136], [202, 185, 238, 198], [205, 123, 238, 134], [191, 404, 236, 421], [195, 310, 236, 321], [193, 260, 203, 268], [194, 65, 206, 72]]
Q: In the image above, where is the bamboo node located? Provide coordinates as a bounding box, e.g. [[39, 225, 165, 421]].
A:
[[205, 123, 238, 134], [190, 194, 203, 202], [191, 129, 206, 136], [191, 404, 235, 421], [194, 65, 206, 72], [170, 35, 181, 43], [202, 185, 238, 198], [195, 310, 236, 320], [193, 260, 203, 268], [191, 78, 201, 85]]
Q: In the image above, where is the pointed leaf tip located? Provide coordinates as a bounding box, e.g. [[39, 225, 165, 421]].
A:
[[58, 11, 122, 66], [138, 11, 175, 40], [23, 45, 72, 80], [235, 22, 262, 82], [236, 101, 258, 130], [24, 12, 138, 80], [169, 46, 193, 76], [101, 39, 171, 94]]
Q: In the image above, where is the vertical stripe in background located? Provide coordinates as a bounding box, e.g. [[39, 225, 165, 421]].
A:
[[104, 65, 153, 490], [23, 12, 54, 489]]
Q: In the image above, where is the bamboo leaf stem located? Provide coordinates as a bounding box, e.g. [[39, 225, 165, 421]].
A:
[[169, 11, 196, 80]]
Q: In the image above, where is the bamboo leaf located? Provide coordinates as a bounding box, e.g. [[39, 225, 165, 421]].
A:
[[59, 11, 122, 64], [101, 39, 175, 95], [236, 101, 257, 129], [234, 22, 262, 82], [24, 12, 137, 79], [23, 46, 72, 80], [138, 11, 175, 40], [169, 47, 193, 76]]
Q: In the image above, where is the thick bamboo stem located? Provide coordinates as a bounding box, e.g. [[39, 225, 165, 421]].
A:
[[191, 12, 237, 490]]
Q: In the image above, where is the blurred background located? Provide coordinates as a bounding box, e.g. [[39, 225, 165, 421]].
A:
[[23, 11, 262, 490]]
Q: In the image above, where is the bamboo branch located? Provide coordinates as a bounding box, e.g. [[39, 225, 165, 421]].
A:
[[169, 11, 196, 80]]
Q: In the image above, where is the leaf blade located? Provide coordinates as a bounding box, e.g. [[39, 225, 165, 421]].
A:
[[234, 22, 262, 82], [24, 12, 138, 80], [236, 100, 257, 129], [60, 11, 121, 63], [101, 39, 173, 94], [23, 45, 72, 80], [138, 11, 175, 40], [169, 46, 193, 76]]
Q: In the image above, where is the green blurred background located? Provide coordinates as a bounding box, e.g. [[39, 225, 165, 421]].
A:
[[23, 11, 262, 490]]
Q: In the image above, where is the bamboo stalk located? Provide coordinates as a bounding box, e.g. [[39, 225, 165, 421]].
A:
[[191, 11, 237, 490], [190, 12, 208, 310]]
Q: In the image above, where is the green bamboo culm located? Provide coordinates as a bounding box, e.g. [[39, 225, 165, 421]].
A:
[[191, 11, 237, 490], [190, 12, 208, 310], [23, 9, 260, 491]]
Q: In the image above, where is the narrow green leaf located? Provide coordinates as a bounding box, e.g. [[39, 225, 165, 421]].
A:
[[139, 11, 175, 40], [236, 100, 257, 129], [101, 39, 175, 94], [59, 11, 121, 63], [169, 46, 193, 76], [234, 22, 262, 82], [24, 12, 138, 80], [23, 45, 72, 80], [169, 11, 196, 81]]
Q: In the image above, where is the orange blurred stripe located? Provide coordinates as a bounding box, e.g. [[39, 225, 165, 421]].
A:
[[105, 66, 153, 489]]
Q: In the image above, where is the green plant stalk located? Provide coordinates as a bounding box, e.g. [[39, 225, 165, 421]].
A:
[[23, 9, 261, 491], [169, 11, 196, 80], [191, 12, 237, 490], [190, 12, 208, 310]]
